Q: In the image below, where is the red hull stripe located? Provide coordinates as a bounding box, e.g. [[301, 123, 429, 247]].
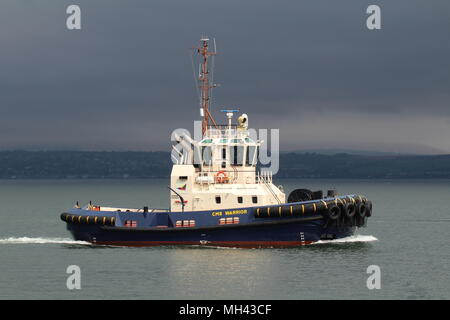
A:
[[93, 240, 315, 248]]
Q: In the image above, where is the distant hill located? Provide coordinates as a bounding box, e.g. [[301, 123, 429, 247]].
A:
[[282, 149, 407, 156], [1, 150, 450, 179], [277, 152, 450, 179], [0, 151, 170, 179]]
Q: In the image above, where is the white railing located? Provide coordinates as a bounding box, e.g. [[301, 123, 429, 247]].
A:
[[205, 126, 247, 139], [257, 171, 273, 184]]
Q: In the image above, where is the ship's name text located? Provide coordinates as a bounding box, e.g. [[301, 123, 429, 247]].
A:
[[211, 209, 248, 217]]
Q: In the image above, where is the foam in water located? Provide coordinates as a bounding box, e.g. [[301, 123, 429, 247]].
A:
[[314, 234, 378, 245], [0, 235, 377, 246], [0, 237, 90, 245]]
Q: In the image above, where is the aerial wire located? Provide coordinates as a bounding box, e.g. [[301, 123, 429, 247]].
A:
[[189, 49, 201, 106]]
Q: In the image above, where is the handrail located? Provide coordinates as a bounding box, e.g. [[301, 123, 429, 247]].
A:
[[259, 172, 282, 204]]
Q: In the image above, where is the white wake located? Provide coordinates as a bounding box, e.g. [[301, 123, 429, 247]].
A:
[[314, 235, 378, 245], [0, 237, 90, 245], [0, 235, 377, 246]]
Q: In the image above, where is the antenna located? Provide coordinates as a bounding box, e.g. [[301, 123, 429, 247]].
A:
[[190, 49, 201, 107], [221, 109, 239, 130], [195, 37, 218, 136], [210, 38, 217, 114]]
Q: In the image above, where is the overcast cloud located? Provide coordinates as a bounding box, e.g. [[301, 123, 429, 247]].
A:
[[0, 0, 449, 153]]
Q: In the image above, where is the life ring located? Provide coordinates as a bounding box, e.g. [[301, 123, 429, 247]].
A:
[[215, 171, 229, 183]]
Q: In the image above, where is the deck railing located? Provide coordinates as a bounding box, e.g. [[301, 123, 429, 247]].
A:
[[205, 125, 247, 139]]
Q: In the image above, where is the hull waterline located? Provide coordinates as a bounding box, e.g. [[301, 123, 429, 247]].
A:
[[65, 215, 359, 248]]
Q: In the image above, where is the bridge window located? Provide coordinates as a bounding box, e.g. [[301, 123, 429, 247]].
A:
[[246, 146, 258, 166], [201, 146, 212, 166], [193, 145, 201, 167], [230, 146, 244, 166]]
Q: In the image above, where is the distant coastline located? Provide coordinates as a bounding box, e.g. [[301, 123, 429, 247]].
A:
[[1, 150, 450, 179]]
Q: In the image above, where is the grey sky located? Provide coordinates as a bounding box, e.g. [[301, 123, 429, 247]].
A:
[[1, 0, 449, 153]]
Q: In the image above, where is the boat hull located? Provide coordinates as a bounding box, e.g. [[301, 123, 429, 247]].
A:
[[62, 195, 371, 248], [66, 218, 358, 248]]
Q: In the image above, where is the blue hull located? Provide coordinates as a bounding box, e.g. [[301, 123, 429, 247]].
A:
[[61, 195, 370, 248], [66, 219, 357, 247]]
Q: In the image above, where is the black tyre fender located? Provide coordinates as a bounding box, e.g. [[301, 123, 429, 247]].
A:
[[288, 189, 313, 203], [356, 202, 367, 219], [323, 204, 341, 221], [342, 202, 356, 219], [365, 200, 373, 217]]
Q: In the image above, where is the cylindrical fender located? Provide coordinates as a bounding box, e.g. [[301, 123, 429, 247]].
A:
[[356, 202, 367, 219]]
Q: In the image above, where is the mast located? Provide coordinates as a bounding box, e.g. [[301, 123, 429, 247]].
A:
[[196, 37, 218, 136]]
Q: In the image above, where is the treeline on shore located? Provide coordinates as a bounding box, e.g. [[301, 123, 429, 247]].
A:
[[1, 150, 450, 179]]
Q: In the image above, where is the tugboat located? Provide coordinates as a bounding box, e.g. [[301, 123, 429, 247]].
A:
[[60, 37, 373, 247]]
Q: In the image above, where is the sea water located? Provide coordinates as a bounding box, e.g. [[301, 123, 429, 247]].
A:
[[0, 179, 448, 299]]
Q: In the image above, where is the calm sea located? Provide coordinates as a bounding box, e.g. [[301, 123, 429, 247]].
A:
[[0, 179, 448, 299]]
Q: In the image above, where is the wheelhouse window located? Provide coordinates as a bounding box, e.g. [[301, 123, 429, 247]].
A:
[[202, 146, 212, 166], [246, 146, 258, 166], [230, 146, 244, 166], [193, 145, 202, 167]]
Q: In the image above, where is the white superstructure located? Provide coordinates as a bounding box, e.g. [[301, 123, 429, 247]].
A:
[[170, 112, 285, 212], [169, 38, 285, 212]]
